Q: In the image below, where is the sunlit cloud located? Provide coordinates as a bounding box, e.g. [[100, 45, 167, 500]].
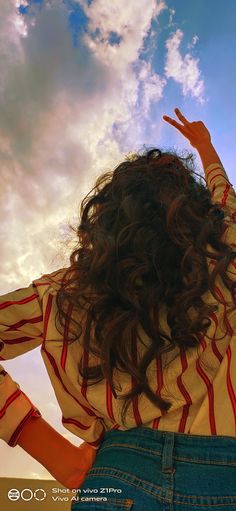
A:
[[0, 0, 168, 291], [164, 28, 205, 103]]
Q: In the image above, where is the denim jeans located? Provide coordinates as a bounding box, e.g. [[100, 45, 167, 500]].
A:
[[71, 426, 236, 510]]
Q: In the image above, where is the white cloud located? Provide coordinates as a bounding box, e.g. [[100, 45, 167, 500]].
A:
[[0, 0, 167, 290], [138, 60, 167, 116], [80, 0, 166, 70], [187, 34, 199, 49], [168, 8, 176, 28], [164, 28, 205, 103]]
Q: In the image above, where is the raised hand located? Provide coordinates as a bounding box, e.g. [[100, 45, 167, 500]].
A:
[[162, 108, 212, 149]]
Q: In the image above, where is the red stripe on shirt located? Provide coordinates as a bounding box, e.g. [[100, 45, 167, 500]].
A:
[[106, 380, 115, 422], [33, 281, 54, 288], [0, 389, 22, 418], [206, 165, 223, 176], [209, 173, 225, 185], [60, 303, 73, 371], [62, 417, 105, 447], [8, 408, 39, 447], [177, 348, 192, 433], [0, 293, 40, 310], [196, 342, 216, 435], [1, 333, 42, 345], [62, 416, 91, 430], [110, 423, 121, 431], [131, 329, 142, 427], [152, 351, 165, 429], [43, 294, 53, 343], [6, 315, 43, 331], [207, 166, 231, 185], [92, 427, 106, 448], [43, 295, 103, 418], [86, 429, 106, 449], [211, 338, 224, 362], [221, 183, 232, 207], [225, 345, 236, 434], [42, 346, 96, 417], [42, 295, 97, 417], [214, 285, 234, 337], [20, 391, 38, 409], [230, 259, 236, 272], [32, 271, 66, 289], [209, 310, 224, 361], [81, 348, 89, 401], [42, 295, 95, 416]]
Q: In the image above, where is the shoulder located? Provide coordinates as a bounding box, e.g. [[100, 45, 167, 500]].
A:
[[32, 267, 70, 300]]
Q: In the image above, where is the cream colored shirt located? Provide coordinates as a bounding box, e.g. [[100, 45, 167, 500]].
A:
[[0, 162, 236, 450]]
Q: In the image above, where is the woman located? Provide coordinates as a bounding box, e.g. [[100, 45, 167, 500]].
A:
[[0, 108, 236, 510]]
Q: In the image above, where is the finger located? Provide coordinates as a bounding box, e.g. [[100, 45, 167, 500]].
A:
[[174, 108, 190, 125], [162, 115, 187, 135]]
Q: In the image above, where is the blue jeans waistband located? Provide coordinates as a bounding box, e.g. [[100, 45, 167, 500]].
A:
[[99, 426, 236, 465]]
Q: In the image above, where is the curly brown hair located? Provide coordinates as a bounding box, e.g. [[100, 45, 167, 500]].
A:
[[54, 147, 236, 428]]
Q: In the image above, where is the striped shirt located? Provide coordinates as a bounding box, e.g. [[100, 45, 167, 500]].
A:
[[0, 163, 236, 450]]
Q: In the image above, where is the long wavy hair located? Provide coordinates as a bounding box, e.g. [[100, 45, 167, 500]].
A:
[[55, 147, 236, 427]]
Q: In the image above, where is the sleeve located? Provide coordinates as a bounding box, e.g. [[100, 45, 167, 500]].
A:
[[205, 162, 236, 219], [0, 280, 44, 447], [204, 163, 236, 313]]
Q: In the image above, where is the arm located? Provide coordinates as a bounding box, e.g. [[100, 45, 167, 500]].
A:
[[0, 273, 94, 487], [163, 108, 236, 215], [196, 141, 224, 170], [16, 415, 97, 489], [196, 140, 235, 217], [0, 270, 100, 489], [0, 272, 66, 449]]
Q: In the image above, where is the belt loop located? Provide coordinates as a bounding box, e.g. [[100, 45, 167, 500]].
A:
[[162, 432, 175, 474]]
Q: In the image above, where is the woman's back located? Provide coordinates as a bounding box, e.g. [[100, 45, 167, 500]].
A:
[[1, 161, 235, 448]]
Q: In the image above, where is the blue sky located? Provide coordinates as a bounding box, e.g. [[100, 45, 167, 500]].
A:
[[1, 0, 236, 479]]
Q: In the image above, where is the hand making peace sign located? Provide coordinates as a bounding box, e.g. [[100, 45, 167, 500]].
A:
[[162, 108, 212, 149]]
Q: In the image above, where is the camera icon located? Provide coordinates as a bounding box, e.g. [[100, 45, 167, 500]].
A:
[[8, 488, 47, 501]]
